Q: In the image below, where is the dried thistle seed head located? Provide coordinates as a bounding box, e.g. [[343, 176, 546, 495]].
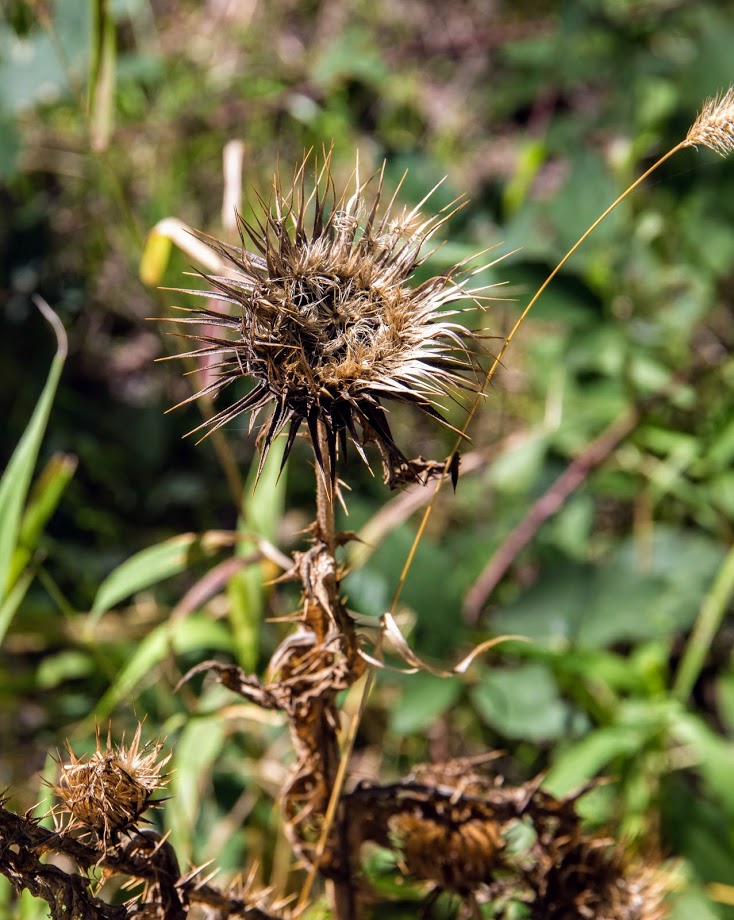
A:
[[168, 152, 488, 486], [389, 810, 504, 889], [53, 724, 170, 843]]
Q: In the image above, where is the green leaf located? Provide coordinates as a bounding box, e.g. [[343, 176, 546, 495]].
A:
[[489, 431, 548, 495], [88, 0, 117, 152], [7, 452, 76, 590], [471, 662, 574, 743], [667, 887, 722, 920], [672, 712, 734, 812], [166, 714, 227, 862], [491, 527, 724, 649], [544, 724, 644, 796], [36, 650, 94, 689], [89, 531, 238, 626], [228, 436, 286, 670], [0, 300, 66, 607], [92, 615, 234, 721], [389, 673, 462, 735], [0, 566, 35, 645]]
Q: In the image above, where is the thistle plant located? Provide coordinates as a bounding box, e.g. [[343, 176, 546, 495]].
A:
[[1, 87, 733, 920]]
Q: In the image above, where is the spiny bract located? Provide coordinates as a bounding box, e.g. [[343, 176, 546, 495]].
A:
[[53, 724, 170, 844], [167, 152, 490, 486]]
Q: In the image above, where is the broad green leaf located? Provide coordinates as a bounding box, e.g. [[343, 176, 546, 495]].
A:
[[0, 300, 66, 606], [0, 0, 89, 114], [471, 662, 575, 743], [491, 527, 724, 649], [389, 672, 462, 735]]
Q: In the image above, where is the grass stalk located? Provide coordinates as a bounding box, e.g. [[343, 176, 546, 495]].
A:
[[673, 543, 734, 702]]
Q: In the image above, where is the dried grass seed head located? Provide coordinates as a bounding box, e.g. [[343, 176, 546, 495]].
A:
[[169, 152, 489, 484], [685, 85, 734, 157], [53, 724, 170, 843]]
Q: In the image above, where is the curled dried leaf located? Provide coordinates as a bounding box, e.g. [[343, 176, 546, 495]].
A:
[[359, 610, 527, 676]]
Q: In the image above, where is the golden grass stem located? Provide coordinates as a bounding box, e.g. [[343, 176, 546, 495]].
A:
[[390, 140, 687, 614]]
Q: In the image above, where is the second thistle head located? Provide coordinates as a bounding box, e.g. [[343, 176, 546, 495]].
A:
[[169, 151, 489, 487]]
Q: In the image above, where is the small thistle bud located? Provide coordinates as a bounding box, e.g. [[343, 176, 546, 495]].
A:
[[53, 724, 170, 844], [166, 151, 489, 486]]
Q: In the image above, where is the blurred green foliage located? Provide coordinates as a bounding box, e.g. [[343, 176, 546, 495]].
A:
[[1, 0, 734, 916]]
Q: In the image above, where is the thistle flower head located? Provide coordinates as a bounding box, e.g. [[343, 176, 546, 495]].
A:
[[168, 152, 488, 486], [53, 724, 170, 844]]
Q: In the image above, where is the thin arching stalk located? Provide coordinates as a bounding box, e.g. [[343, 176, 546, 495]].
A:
[[390, 140, 690, 614]]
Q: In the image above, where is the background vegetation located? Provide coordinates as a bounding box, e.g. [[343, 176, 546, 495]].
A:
[[1, 0, 734, 916]]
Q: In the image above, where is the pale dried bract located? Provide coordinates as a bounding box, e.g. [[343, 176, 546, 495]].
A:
[[53, 724, 170, 845]]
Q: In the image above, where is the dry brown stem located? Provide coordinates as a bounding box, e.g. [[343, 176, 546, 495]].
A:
[[0, 803, 281, 919]]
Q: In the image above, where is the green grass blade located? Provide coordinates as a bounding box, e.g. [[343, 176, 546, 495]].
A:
[[88, 530, 240, 628], [91, 614, 234, 722], [673, 542, 734, 702], [6, 452, 77, 591], [0, 566, 35, 644], [0, 298, 66, 604], [166, 713, 227, 863]]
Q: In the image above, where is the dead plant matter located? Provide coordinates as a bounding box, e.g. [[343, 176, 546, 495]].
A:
[[52, 724, 171, 845], [344, 766, 675, 919], [166, 151, 487, 486]]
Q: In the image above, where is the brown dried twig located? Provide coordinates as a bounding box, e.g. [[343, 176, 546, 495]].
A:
[[0, 802, 283, 920]]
